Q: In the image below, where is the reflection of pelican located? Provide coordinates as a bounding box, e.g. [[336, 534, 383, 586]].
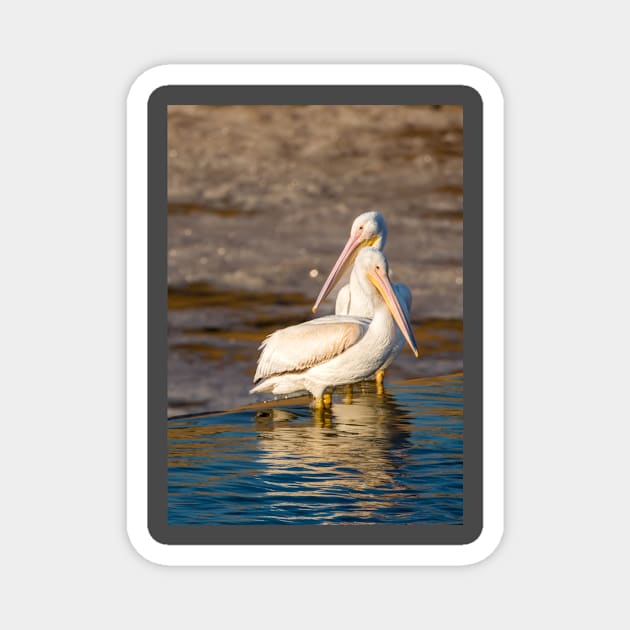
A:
[[251, 248, 418, 407], [253, 385, 412, 521], [312, 211, 413, 386]]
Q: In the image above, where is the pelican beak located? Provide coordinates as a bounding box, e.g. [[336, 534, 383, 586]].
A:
[[368, 268, 419, 358], [312, 231, 371, 313]]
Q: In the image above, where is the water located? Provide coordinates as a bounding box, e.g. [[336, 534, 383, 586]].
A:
[[168, 374, 463, 525]]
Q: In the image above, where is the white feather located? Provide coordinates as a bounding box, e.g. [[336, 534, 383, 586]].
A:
[[253, 315, 370, 382]]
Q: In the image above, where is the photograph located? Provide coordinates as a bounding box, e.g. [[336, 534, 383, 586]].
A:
[[166, 103, 465, 527]]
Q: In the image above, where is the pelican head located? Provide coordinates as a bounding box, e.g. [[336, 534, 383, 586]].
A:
[[351, 211, 388, 250], [355, 248, 419, 358], [312, 211, 388, 313]]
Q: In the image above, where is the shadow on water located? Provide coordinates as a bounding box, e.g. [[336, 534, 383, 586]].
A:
[[168, 374, 463, 525]]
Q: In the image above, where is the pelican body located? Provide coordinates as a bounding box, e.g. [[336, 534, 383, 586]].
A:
[[312, 211, 414, 383], [251, 248, 418, 406]]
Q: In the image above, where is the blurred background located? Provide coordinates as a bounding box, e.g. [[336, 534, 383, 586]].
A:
[[167, 105, 463, 416]]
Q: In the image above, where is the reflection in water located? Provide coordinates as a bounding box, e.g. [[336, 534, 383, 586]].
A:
[[253, 387, 412, 522], [168, 375, 463, 525]]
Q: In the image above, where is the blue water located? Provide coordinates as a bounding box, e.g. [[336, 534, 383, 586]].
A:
[[168, 375, 463, 525]]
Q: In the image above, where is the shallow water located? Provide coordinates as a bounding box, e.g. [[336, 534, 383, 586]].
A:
[[168, 374, 463, 525]]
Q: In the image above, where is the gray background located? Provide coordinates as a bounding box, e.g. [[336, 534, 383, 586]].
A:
[[2, 1, 629, 629]]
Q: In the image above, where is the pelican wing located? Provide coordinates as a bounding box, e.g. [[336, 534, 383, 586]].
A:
[[254, 315, 370, 382]]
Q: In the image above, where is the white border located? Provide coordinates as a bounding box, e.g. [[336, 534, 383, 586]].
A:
[[126, 64, 504, 566]]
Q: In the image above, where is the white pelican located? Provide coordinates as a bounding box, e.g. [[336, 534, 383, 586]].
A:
[[312, 211, 413, 386], [251, 248, 418, 408]]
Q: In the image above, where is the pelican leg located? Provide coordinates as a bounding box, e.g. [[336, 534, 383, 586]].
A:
[[376, 369, 385, 395], [343, 384, 353, 404], [313, 396, 325, 410], [323, 392, 332, 408]]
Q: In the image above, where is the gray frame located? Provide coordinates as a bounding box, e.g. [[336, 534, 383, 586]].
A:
[[148, 86, 483, 545]]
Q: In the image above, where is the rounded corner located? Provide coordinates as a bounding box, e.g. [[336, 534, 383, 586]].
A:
[[462, 519, 485, 546], [455, 64, 504, 107], [460, 521, 504, 567], [126, 521, 171, 567], [126, 64, 174, 108]]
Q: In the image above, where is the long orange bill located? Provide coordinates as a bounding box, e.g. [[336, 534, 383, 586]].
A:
[[368, 268, 419, 357], [312, 232, 364, 313]]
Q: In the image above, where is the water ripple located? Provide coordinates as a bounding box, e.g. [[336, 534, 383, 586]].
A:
[[168, 375, 463, 525]]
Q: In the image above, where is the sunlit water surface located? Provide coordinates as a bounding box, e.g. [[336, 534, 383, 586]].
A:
[[168, 375, 463, 525]]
